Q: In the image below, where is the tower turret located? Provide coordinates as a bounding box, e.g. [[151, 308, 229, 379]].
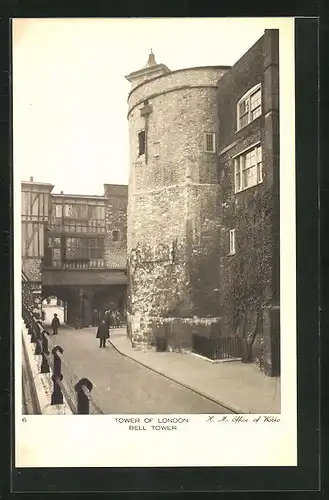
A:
[[126, 60, 230, 349], [125, 50, 170, 90]]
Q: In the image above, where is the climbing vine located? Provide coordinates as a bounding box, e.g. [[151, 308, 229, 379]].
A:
[[223, 187, 273, 362]]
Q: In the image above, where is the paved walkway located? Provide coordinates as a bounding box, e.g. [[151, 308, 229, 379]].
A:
[[45, 324, 232, 414], [44, 320, 280, 414], [109, 329, 281, 414]]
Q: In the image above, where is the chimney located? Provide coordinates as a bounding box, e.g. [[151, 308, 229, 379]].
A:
[[60, 191, 63, 194], [29, 176, 33, 182]]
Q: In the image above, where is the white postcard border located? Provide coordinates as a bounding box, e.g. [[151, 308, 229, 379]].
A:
[[14, 17, 296, 468]]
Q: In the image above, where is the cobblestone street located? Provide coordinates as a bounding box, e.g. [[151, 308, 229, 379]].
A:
[[45, 321, 232, 414]]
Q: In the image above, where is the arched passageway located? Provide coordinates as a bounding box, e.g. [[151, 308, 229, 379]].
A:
[[41, 284, 127, 329], [41, 294, 66, 326], [91, 285, 126, 324]]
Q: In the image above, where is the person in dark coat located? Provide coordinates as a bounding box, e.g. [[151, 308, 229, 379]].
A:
[[96, 320, 109, 348], [51, 313, 60, 335]]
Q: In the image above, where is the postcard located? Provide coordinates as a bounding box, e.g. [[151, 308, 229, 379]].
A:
[[14, 17, 296, 468]]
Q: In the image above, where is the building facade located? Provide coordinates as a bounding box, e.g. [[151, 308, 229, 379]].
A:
[[217, 30, 280, 375], [21, 178, 55, 317], [126, 30, 280, 375], [21, 179, 128, 327]]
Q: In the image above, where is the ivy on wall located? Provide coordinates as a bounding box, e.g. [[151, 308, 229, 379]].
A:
[[223, 187, 273, 362]]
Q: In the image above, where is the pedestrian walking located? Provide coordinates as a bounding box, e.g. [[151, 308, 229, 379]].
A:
[[96, 319, 109, 348], [51, 313, 60, 335]]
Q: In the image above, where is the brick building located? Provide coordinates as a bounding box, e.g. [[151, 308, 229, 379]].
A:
[[125, 30, 280, 376], [217, 30, 280, 375]]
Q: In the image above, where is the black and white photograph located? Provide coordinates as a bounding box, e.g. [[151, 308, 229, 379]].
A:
[[14, 17, 297, 468]]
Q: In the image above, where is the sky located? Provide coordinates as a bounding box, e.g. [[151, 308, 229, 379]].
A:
[[13, 18, 288, 195]]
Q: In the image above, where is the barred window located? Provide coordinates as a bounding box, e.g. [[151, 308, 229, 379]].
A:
[[204, 132, 216, 153]]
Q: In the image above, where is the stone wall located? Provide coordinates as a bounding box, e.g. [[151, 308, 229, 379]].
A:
[[128, 66, 229, 113], [127, 66, 227, 345], [21, 260, 43, 318], [22, 258, 42, 283], [104, 184, 128, 269]]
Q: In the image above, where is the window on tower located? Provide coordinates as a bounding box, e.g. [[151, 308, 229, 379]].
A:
[[204, 132, 216, 153], [154, 141, 160, 157], [112, 230, 120, 242], [138, 130, 146, 156]]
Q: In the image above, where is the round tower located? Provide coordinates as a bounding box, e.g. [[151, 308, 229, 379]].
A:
[[125, 51, 230, 348]]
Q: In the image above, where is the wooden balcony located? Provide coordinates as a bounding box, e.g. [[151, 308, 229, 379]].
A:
[[51, 259, 107, 269], [42, 255, 127, 271]]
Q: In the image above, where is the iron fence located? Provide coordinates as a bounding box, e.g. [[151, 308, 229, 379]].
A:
[[192, 334, 243, 360], [23, 308, 103, 415]]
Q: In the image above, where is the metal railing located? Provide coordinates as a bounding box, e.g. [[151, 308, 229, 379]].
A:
[[50, 259, 106, 269], [43, 255, 127, 270], [22, 309, 103, 415], [192, 334, 243, 360]]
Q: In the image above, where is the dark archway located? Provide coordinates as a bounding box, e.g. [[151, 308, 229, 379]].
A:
[[41, 293, 67, 326]]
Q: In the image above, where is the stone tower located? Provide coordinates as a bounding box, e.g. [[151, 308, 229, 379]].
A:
[[125, 51, 230, 349]]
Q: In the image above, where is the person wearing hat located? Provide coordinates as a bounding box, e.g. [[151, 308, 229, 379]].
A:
[[51, 313, 60, 335], [96, 319, 110, 348]]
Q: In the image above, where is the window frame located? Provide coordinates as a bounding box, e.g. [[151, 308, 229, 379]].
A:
[[154, 141, 160, 158], [204, 132, 216, 153], [138, 130, 146, 157], [112, 229, 120, 242], [234, 142, 263, 193], [64, 204, 73, 217], [54, 204, 63, 218], [229, 229, 236, 255], [65, 236, 105, 260], [236, 83, 262, 131]]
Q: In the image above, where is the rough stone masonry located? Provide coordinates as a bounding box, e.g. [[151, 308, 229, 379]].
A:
[[125, 52, 230, 349]]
